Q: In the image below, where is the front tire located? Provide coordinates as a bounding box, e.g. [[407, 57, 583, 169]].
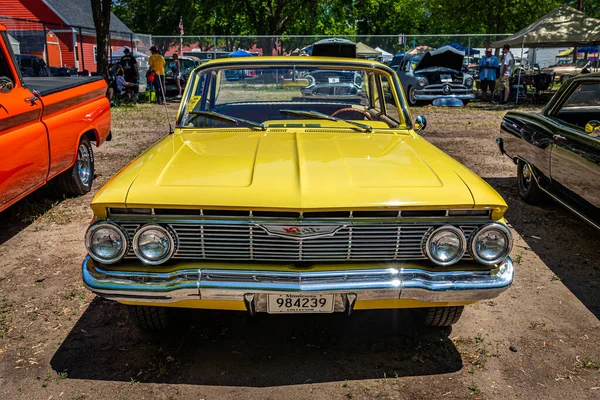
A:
[[419, 306, 464, 327], [517, 160, 546, 204], [57, 136, 94, 195], [131, 306, 170, 332], [407, 86, 418, 106]]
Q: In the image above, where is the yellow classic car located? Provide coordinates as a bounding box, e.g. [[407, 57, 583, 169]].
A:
[[83, 57, 513, 331]]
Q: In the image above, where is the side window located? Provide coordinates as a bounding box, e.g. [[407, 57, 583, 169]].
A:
[[555, 82, 600, 133], [380, 75, 400, 124], [0, 36, 15, 82]]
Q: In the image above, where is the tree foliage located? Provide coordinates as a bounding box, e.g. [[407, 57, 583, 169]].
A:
[[113, 0, 600, 51]]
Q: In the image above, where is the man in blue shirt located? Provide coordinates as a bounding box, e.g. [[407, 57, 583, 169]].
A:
[[479, 48, 499, 102]]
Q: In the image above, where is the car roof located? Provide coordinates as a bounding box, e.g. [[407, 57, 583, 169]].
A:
[[201, 56, 386, 68]]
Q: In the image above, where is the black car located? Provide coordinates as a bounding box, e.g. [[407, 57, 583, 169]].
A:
[[15, 54, 50, 77], [300, 70, 363, 97], [497, 73, 600, 230], [164, 56, 201, 95]]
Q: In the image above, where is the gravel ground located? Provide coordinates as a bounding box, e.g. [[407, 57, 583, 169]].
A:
[[0, 102, 599, 400]]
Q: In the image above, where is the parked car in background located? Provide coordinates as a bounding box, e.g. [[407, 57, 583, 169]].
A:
[[497, 73, 600, 230], [394, 46, 475, 106], [164, 55, 201, 95], [542, 59, 592, 82], [15, 54, 50, 77], [0, 24, 111, 213], [300, 69, 363, 97], [82, 56, 514, 332]]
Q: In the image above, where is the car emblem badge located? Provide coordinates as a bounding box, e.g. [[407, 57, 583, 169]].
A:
[[442, 84, 452, 94], [257, 224, 345, 240]]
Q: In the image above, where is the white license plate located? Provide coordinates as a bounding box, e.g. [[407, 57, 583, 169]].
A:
[[328, 77, 340, 83], [267, 294, 335, 313], [441, 74, 452, 82]]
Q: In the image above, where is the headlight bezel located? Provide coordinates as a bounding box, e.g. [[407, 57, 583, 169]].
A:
[[417, 77, 427, 87], [470, 223, 513, 266], [85, 222, 129, 264], [465, 77, 474, 87], [133, 224, 176, 265], [426, 225, 467, 266]]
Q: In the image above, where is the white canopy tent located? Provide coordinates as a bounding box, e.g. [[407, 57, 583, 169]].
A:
[[491, 5, 600, 48], [375, 47, 393, 62], [492, 5, 600, 103]]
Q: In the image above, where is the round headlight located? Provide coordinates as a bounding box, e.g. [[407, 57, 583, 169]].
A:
[[426, 226, 466, 266], [133, 224, 175, 265], [85, 222, 128, 264], [465, 77, 474, 87], [471, 223, 512, 265], [417, 77, 427, 87]]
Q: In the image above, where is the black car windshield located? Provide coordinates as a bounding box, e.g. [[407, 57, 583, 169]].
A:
[[179, 63, 405, 130]]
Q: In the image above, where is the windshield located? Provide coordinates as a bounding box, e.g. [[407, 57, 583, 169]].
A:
[[166, 58, 197, 73], [179, 63, 405, 130]]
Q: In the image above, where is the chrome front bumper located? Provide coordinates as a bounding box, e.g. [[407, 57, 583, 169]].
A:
[[82, 257, 514, 311], [414, 93, 475, 100]]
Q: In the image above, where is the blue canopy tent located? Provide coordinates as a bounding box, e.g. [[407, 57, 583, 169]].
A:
[[444, 41, 480, 56], [229, 49, 254, 57], [578, 45, 599, 53]]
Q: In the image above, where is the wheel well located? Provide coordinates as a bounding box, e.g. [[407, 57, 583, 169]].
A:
[[83, 130, 98, 145]]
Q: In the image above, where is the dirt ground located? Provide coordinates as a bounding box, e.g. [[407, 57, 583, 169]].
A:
[[1, 102, 599, 400]]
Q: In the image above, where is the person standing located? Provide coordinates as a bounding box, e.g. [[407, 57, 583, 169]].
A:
[[172, 53, 182, 98], [479, 48, 499, 102], [120, 47, 138, 85], [501, 44, 515, 104], [149, 45, 166, 104]]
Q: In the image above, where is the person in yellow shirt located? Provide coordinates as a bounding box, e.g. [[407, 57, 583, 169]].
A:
[[148, 45, 166, 104]]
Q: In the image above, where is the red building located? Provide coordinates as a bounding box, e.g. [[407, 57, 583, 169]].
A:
[[0, 0, 136, 73]]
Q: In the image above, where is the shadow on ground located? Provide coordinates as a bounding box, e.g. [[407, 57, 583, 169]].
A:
[[0, 182, 65, 246], [488, 177, 600, 318], [51, 298, 462, 386]]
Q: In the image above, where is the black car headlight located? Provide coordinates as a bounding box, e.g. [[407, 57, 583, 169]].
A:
[[85, 222, 128, 264], [426, 226, 466, 266], [465, 77, 474, 87], [133, 224, 176, 265], [470, 223, 512, 265]]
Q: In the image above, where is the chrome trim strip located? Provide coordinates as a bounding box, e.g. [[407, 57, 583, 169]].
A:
[[82, 256, 514, 305]]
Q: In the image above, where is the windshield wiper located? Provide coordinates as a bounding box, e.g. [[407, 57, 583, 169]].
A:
[[279, 109, 373, 133], [186, 111, 266, 130]]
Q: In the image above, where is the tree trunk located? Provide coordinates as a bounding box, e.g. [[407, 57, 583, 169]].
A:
[[91, 0, 112, 80]]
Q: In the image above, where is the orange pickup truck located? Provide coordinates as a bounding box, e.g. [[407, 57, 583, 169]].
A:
[[0, 24, 111, 213]]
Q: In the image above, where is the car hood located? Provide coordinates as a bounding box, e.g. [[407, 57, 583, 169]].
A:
[[92, 129, 505, 213], [416, 45, 464, 73]]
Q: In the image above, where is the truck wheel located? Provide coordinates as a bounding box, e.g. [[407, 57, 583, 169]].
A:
[[57, 136, 94, 195], [517, 160, 546, 204], [419, 306, 464, 327], [131, 306, 169, 332]]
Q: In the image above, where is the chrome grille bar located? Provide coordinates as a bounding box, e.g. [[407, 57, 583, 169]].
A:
[[119, 221, 485, 262]]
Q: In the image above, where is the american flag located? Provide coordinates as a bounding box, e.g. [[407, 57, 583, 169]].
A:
[[179, 17, 184, 36]]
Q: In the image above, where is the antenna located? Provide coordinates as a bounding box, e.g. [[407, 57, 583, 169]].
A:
[[158, 75, 174, 134]]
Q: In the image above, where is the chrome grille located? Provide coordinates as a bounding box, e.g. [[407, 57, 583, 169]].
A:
[[120, 222, 482, 262]]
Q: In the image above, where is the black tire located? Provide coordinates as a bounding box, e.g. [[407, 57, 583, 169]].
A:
[[462, 100, 470, 106], [407, 86, 418, 106], [420, 306, 464, 327], [56, 136, 94, 196], [131, 306, 170, 332], [517, 160, 546, 204]]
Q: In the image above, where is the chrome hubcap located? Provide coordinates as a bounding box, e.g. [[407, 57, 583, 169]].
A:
[[77, 144, 92, 185], [522, 163, 532, 190]]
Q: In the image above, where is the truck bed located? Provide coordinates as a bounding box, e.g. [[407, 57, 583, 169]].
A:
[[23, 76, 105, 96]]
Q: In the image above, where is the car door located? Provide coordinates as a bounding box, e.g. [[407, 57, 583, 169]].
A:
[[548, 80, 600, 209], [0, 31, 49, 210]]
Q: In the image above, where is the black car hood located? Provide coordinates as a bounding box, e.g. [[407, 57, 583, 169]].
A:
[[415, 45, 464, 72]]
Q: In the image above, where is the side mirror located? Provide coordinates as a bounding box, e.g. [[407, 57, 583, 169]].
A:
[[0, 76, 14, 93], [585, 120, 600, 137], [414, 115, 427, 132]]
